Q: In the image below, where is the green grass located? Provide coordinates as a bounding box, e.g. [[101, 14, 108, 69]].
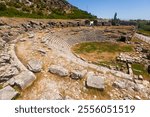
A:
[[74, 42, 134, 54], [132, 63, 150, 79], [137, 30, 150, 37], [0, 84, 3, 90], [137, 20, 150, 36], [96, 60, 125, 68]]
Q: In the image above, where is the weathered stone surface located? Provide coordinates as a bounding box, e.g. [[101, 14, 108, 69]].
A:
[[0, 53, 10, 63], [49, 65, 69, 77], [134, 84, 145, 92], [9, 44, 28, 71], [8, 71, 36, 90], [113, 80, 126, 89], [111, 70, 133, 80], [27, 59, 42, 73], [86, 72, 105, 90], [0, 66, 19, 82], [70, 70, 84, 80], [0, 86, 18, 100]]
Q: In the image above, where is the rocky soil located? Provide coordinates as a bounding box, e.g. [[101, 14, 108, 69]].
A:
[[0, 18, 149, 100]]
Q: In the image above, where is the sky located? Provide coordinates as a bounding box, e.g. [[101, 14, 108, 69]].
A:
[[68, 0, 150, 20]]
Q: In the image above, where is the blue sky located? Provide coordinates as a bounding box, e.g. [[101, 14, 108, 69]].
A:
[[68, 0, 150, 20]]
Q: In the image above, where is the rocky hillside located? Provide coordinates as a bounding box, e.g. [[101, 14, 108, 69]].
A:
[[0, 0, 96, 19]]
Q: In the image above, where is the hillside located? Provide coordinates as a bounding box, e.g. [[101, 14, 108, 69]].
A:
[[0, 0, 97, 19]]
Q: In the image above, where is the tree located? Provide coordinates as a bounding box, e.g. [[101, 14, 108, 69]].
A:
[[112, 12, 120, 26], [114, 12, 117, 21]]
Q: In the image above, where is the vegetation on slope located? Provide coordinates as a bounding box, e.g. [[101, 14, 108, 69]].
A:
[[0, 0, 96, 19], [132, 63, 150, 79], [137, 20, 150, 36]]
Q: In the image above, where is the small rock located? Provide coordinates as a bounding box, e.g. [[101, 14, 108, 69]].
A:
[[65, 96, 74, 100], [134, 95, 141, 100], [49, 65, 69, 77], [138, 75, 143, 80], [28, 33, 34, 38], [20, 38, 27, 42], [27, 59, 42, 73], [113, 80, 126, 89], [70, 70, 84, 80], [0, 86, 19, 100], [37, 48, 47, 54], [41, 37, 48, 43], [123, 96, 131, 100]]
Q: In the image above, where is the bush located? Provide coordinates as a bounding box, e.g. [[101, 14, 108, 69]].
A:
[[0, 2, 6, 11], [68, 9, 97, 19], [22, 6, 31, 12]]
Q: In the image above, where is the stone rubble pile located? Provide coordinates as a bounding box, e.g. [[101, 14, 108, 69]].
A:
[[112, 78, 150, 99], [116, 53, 141, 63]]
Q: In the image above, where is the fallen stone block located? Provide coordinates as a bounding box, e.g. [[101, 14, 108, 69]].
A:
[[49, 65, 69, 77], [0, 86, 19, 100], [86, 72, 105, 90], [27, 59, 42, 73], [8, 71, 36, 90]]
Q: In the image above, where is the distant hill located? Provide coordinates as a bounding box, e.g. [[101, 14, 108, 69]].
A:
[[0, 0, 97, 19]]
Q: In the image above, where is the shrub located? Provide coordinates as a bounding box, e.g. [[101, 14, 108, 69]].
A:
[[22, 6, 31, 12], [0, 2, 6, 11]]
